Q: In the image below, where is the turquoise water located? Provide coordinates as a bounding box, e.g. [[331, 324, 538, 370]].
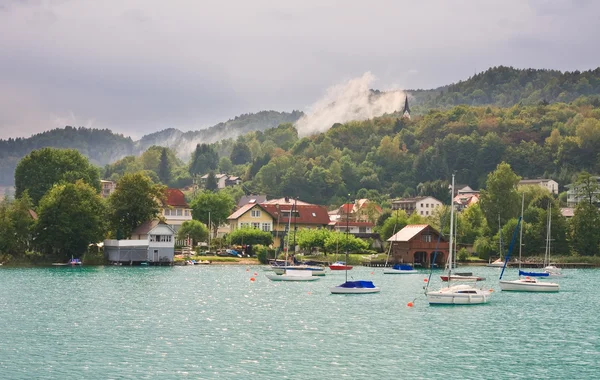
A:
[[0, 265, 598, 379]]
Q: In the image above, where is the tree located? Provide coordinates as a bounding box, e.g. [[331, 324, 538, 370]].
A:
[[574, 171, 600, 206], [570, 202, 600, 256], [109, 172, 166, 239], [296, 228, 330, 253], [218, 157, 234, 174], [9, 192, 35, 253], [205, 171, 218, 192], [479, 162, 521, 228], [324, 231, 369, 253], [189, 143, 218, 176], [190, 191, 235, 237], [417, 180, 450, 205], [378, 210, 409, 241], [230, 142, 252, 165], [36, 181, 107, 259], [15, 148, 101, 206], [228, 227, 273, 246], [177, 220, 209, 247], [158, 148, 171, 185]]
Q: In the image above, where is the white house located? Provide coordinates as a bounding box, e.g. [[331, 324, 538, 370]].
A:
[[104, 220, 175, 264], [331, 221, 374, 234], [200, 173, 241, 189], [100, 180, 116, 198], [162, 188, 192, 233], [518, 179, 559, 195], [391, 196, 443, 217], [566, 177, 600, 206]]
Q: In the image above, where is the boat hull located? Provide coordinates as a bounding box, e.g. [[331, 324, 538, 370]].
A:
[[272, 266, 325, 276], [383, 269, 418, 274], [265, 273, 320, 282], [329, 265, 353, 271], [330, 286, 381, 294], [440, 275, 485, 282], [499, 279, 559, 292], [427, 285, 491, 305]]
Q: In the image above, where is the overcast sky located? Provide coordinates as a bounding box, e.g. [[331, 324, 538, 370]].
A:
[[1, 0, 598, 139]]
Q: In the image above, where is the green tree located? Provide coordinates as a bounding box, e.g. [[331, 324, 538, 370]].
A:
[[230, 141, 252, 165], [158, 148, 171, 185], [190, 191, 235, 237], [15, 148, 101, 206], [109, 172, 166, 239], [177, 220, 209, 246], [379, 210, 409, 241], [574, 171, 600, 206], [205, 171, 218, 192], [296, 228, 330, 253], [479, 162, 521, 227], [9, 192, 35, 253], [228, 227, 273, 246], [218, 157, 234, 174], [36, 180, 107, 259], [570, 202, 600, 256], [189, 144, 218, 176], [324, 231, 369, 253]]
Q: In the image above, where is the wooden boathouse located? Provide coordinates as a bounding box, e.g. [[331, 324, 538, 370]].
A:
[[387, 224, 448, 268]]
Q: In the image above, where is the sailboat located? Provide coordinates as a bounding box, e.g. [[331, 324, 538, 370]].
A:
[[329, 230, 353, 271], [330, 197, 380, 294], [499, 194, 559, 292], [542, 204, 562, 277], [266, 201, 320, 282], [426, 175, 491, 305], [487, 215, 505, 267]]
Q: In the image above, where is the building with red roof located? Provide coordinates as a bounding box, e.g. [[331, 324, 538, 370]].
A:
[[161, 189, 193, 235]]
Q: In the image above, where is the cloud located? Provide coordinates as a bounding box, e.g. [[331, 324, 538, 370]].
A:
[[295, 72, 404, 137]]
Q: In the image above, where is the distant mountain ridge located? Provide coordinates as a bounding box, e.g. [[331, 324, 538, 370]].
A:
[[0, 110, 303, 185]]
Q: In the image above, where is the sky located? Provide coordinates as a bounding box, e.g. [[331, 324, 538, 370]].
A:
[[1, 0, 599, 139]]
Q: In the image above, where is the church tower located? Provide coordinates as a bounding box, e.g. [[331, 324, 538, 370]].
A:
[[402, 93, 411, 119]]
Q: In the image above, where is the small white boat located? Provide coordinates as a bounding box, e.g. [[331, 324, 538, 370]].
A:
[[266, 269, 321, 282], [383, 264, 418, 274], [427, 284, 491, 305], [487, 258, 504, 267], [499, 277, 559, 292], [330, 280, 381, 294], [543, 265, 563, 277], [272, 265, 326, 276]]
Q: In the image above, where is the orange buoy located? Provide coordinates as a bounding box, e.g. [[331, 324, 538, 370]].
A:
[[250, 277, 255, 281], [407, 302, 414, 307], [423, 278, 428, 283], [489, 289, 494, 292]]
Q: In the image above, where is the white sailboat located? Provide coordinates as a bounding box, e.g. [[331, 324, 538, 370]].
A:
[[487, 215, 505, 267], [499, 194, 559, 292], [426, 175, 491, 305], [543, 205, 562, 277], [266, 201, 319, 282]]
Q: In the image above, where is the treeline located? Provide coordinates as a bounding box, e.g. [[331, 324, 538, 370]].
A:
[[410, 66, 600, 111], [0, 111, 303, 186]]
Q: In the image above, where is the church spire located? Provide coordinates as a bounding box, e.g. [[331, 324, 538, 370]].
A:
[[402, 93, 411, 119]]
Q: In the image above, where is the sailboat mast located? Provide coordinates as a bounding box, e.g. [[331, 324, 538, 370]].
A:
[[448, 174, 455, 277], [345, 195, 351, 284], [518, 192, 524, 272], [284, 200, 294, 273]]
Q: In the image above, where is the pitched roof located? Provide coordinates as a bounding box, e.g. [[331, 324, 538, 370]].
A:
[[237, 194, 268, 208], [227, 203, 263, 220], [560, 207, 575, 218], [262, 197, 313, 206], [340, 203, 354, 213], [388, 224, 441, 242], [260, 203, 330, 225], [164, 188, 189, 208], [131, 220, 160, 235]]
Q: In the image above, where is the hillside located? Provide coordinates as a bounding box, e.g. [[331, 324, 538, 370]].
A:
[[408, 66, 600, 112], [0, 110, 303, 186]]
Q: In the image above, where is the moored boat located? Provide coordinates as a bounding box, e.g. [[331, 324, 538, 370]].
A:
[[329, 261, 353, 271], [265, 269, 320, 281], [383, 264, 417, 274], [330, 280, 381, 294]]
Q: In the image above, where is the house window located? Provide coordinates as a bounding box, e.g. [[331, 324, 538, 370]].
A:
[[251, 210, 261, 218], [164, 209, 171, 216], [150, 235, 156, 242], [420, 203, 423, 207], [240, 222, 249, 228], [252, 222, 260, 229], [262, 223, 270, 232], [422, 235, 432, 242], [184, 209, 190, 217], [359, 227, 367, 233], [426, 203, 429, 208], [426, 211, 429, 215], [176, 208, 183, 216], [420, 211, 424, 215]]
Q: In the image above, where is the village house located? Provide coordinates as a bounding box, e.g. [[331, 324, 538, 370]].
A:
[[518, 178, 559, 195], [454, 193, 479, 211], [100, 180, 116, 198], [103, 220, 175, 264], [227, 197, 330, 250], [200, 173, 241, 189], [566, 176, 600, 207], [161, 189, 192, 234], [237, 194, 268, 209], [387, 224, 449, 267], [391, 196, 443, 217]]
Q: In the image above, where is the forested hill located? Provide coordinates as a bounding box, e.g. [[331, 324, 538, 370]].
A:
[[0, 110, 303, 186], [409, 66, 600, 113]]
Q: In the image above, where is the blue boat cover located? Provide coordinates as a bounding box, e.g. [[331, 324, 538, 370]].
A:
[[339, 281, 376, 288], [519, 270, 549, 277], [392, 264, 414, 270]]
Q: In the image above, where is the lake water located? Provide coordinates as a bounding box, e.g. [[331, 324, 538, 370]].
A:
[[0, 265, 598, 379]]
